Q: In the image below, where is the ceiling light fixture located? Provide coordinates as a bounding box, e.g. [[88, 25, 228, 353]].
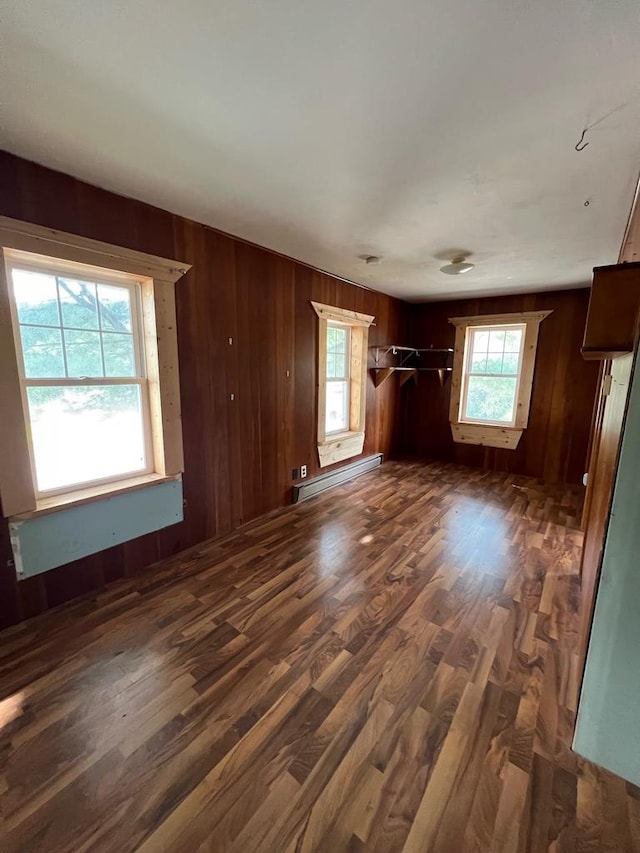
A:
[[440, 256, 475, 275], [364, 255, 380, 265]]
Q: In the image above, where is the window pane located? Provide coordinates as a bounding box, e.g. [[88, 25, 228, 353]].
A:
[[98, 284, 133, 332], [58, 279, 99, 330], [465, 376, 517, 423], [333, 351, 347, 379], [502, 351, 520, 374], [103, 333, 136, 377], [486, 353, 504, 373], [504, 329, 523, 352], [470, 354, 487, 373], [64, 329, 103, 377], [330, 326, 348, 354], [13, 268, 60, 327], [488, 330, 505, 351], [20, 326, 65, 378], [326, 353, 336, 379], [472, 330, 489, 353], [327, 326, 337, 350], [26, 385, 147, 492], [326, 380, 349, 433]]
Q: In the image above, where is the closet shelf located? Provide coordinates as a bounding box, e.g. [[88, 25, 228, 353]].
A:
[[371, 345, 453, 365], [371, 366, 453, 388], [370, 344, 454, 387]]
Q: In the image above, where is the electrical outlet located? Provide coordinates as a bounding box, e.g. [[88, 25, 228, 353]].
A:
[[301, 464, 307, 478]]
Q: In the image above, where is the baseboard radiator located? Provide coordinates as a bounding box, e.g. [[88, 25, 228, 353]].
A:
[[292, 453, 383, 503]]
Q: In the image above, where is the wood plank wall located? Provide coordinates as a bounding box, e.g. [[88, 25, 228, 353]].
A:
[[0, 152, 410, 629], [403, 289, 600, 484]]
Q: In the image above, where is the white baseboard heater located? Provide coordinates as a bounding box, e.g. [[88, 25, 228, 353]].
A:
[[292, 453, 383, 503]]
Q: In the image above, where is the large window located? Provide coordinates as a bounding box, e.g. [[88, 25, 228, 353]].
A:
[[7, 259, 152, 496], [448, 310, 551, 450], [0, 216, 189, 519], [312, 301, 375, 468], [460, 323, 525, 426]]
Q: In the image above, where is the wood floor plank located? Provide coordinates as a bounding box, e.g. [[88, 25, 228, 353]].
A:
[[402, 681, 486, 852], [0, 460, 637, 852]]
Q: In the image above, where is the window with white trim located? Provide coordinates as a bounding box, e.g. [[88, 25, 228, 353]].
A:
[[449, 311, 551, 450], [460, 323, 526, 427], [0, 216, 189, 519], [311, 301, 375, 468], [7, 256, 152, 497]]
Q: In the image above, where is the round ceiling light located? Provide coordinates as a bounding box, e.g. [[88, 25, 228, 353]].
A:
[[440, 257, 475, 275]]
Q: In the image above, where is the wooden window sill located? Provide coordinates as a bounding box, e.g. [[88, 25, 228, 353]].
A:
[[320, 430, 364, 445], [10, 473, 182, 520], [450, 422, 523, 450], [317, 432, 365, 467]]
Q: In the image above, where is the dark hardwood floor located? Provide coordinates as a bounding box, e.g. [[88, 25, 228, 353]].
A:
[[0, 461, 638, 852]]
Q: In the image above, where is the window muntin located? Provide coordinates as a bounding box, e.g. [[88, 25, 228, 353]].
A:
[[460, 323, 525, 426], [8, 261, 153, 496], [325, 322, 351, 434]]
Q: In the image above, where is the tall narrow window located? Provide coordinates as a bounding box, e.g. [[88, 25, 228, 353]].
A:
[[312, 301, 375, 468], [7, 259, 152, 497], [460, 323, 525, 426], [326, 322, 351, 434]]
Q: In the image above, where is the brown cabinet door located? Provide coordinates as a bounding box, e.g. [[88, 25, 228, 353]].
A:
[[582, 263, 640, 359]]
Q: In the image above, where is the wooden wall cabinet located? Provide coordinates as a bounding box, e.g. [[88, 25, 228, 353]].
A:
[[577, 181, 640, 681], [582, 262, 640, 359]]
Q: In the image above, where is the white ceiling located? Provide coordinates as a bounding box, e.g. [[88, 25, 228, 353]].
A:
[[1, 1, 640, 302]]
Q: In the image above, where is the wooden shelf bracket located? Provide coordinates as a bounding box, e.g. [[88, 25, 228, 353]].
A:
[[370, 344, 453, 387]]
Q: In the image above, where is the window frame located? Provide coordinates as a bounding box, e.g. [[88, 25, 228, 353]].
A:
[[0, 216, 190, 518], [448, 310, 551, 450], [325, 320, 352, 436], [459, 322, 526, 428], [312, 301, 375, 468], [6, 254, 155, 499]]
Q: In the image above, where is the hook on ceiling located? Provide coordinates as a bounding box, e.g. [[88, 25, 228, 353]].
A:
[[573, 91, 640, 153], [575, 129, 589, 152]]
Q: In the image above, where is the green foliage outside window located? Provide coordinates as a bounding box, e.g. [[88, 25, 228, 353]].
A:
[[465, 376, 517, 423], [15, 272, 140, 413]]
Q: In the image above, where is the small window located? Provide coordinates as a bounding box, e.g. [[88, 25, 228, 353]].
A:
[[7, 260, 153, 497], [325, 322, 351, 434], [460, 323, 526, 426], [448, 310, 551, 450]]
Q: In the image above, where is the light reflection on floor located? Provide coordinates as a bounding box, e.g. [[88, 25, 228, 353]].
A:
[[0, 692, 25, 732], [316, 522, 353, 575], [439, 493, 512, 574]]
